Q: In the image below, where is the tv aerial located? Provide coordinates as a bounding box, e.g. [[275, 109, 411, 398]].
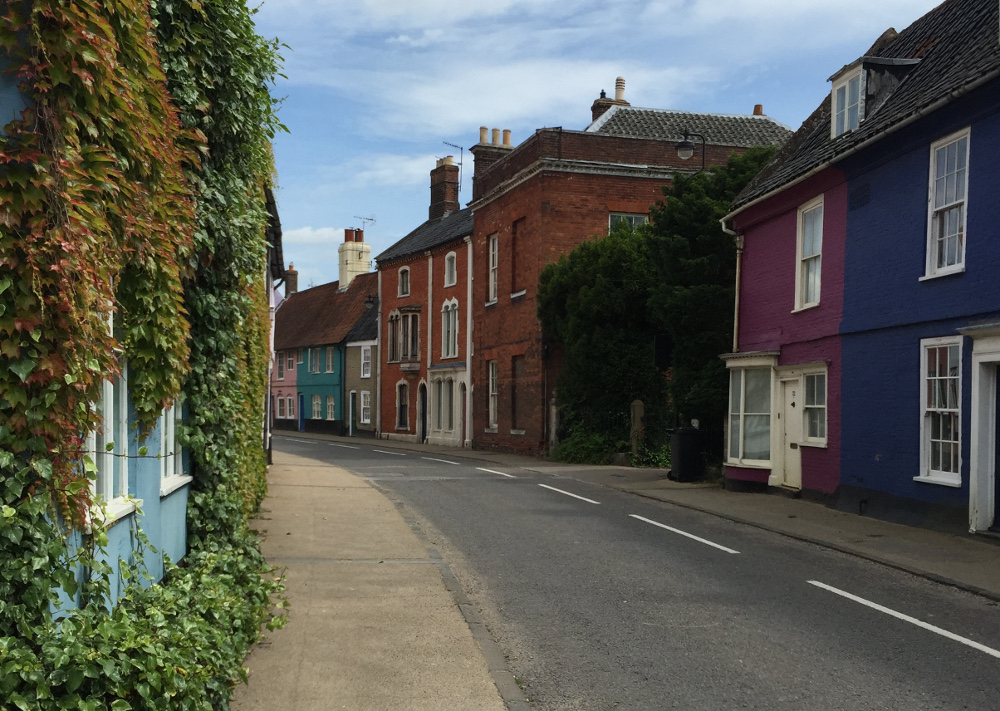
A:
[[353, 214, 376, 231], [443, 141, 464, 201]]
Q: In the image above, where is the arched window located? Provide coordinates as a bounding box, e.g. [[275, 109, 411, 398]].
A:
[[398, 267, 410, 297], [444, 252, 457, 287], [441, 298, 459, 358]]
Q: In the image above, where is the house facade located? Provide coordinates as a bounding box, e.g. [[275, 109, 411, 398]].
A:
[[470, 82, 792, 454], [723, 0, 1000, 532], [376, 159, 474, 446], [272, 246, 378, 436], [344, 301, 378, 437]]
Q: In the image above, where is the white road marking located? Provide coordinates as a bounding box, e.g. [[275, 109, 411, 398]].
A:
[[538, 484, 600, 505], [422, 456, 460, 465], [629, 514, 740, 554], [807, 580, 1000, 659], [328, 443, 359, 449], [372, 449, 407, 456], [477, 467, 517, 478], [287, 438, 315, 444]]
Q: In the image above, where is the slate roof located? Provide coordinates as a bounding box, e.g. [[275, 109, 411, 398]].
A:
[[731, 0, 1000, 213], [586, 105, 793, 147], [344, 298, 378, 343], [375, 208, 473, 264], [274, 271, 378, 350]]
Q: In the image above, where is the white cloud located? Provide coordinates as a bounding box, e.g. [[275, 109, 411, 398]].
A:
[[283, 226, 344, 244]]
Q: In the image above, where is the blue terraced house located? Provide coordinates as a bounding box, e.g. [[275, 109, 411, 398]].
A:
[[726, 0, 1000, 533]]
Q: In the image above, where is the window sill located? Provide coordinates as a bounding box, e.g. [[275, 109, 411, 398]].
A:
[[160, 474, 194, 498], [94, 497, 142, 528], [725, 459, 771, 469], [800, 440, 828, 449], [791, 303, 819, 314], [510, 290, 527, 301], [484, 426, 498, 434], [919, 266, 965, 282], [913, 474, 961, 488], [395, 426, 410, 431], [510, 429, 526, 436], [444, 281, 456, 288], [485, 299, 498, 308]]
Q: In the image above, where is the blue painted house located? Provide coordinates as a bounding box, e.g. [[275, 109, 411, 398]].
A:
[[726, 0, 1000, 533]]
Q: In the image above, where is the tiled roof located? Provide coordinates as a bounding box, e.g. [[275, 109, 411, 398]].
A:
[[586, 105, 793, 147], [375, 208, 473, 264], [732, 0, 1000, 212], [274, 271, 378, 350], [344, 298, 378, 343]]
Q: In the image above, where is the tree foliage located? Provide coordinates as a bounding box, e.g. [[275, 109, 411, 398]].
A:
[[538, 221, 669, 461], [647, 146, 777, 455]]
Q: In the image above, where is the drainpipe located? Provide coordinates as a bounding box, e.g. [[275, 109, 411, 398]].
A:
[[721, 219, 743, 353]]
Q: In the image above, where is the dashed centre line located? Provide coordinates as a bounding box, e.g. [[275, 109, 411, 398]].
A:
[[807, 580, 1000, 659], [630, 514, 740, 554], [538, 484, 600, 505], [372, 449, 407, 456], [328, 443, 359, 449], [422, 456, 460, 465], [477, 467, 517, 478]]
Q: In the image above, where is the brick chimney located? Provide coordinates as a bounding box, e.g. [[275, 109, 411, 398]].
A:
[[470, 126, 514, 201], [591, 76, 630, 122], [429, 156, 460, 220], [753, 104, 764, 116], [285, 263, 298, 295], [339, 227, 371, 291]]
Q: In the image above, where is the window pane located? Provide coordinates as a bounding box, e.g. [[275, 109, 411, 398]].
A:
[[729, 371, 741, 415], [729, 415, 741, 459], [744, 369, 770, 413], [848, 76, 860, 105], [744, 414, 770, 460], [847, 105, 859, 131]]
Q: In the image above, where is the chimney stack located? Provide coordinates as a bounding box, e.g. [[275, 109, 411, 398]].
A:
[[285, 263, 298, 295], [470, 126, 515, 201], [429, 155, 460, 220], [339, 228, 371, 291], [591, 75, 631, 122], [753, 104, 764, 116]]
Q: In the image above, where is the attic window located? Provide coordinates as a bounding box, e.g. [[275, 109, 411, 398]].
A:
[[832, 69, 862, 137]]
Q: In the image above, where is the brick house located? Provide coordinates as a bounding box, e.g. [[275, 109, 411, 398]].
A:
[[470, 80, 792, 454], [722, 0, 1000, 532], [376, 157, 474, 445]]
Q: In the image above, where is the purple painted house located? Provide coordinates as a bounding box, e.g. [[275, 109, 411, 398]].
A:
[[722, 165, 846, 495]]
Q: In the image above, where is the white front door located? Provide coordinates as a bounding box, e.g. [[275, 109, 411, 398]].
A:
[[969, 351, 1000, 532], [779, 378, 803, 490]]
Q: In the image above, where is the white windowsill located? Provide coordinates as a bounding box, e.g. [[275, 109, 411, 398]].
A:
[[485, 299, 498, 307], [913, 474, 961, 488], [160, 474, 194, 498], [484, 426, 498, 434], [791, 303, 819, 314], [800, 440, 828, 449], [510, 290, 527, 299], [510, 429, 526, 436], [94, 497, 142, 528], [725, 460, 771, 469], [919, 266, 965, 281]]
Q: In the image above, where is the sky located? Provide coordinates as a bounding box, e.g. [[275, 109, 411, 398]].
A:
[[252, 0, 944, 290]]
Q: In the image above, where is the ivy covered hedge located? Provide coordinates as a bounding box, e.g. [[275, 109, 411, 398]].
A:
[[0, 0, 286, 708]]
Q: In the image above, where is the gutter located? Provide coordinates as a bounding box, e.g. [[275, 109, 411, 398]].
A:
[[720, 67, 1000, 228]]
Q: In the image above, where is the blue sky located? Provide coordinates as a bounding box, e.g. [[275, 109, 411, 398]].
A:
[[253, 0, 942, 289]]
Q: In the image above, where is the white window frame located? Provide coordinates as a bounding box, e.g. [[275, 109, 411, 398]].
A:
[[923, 128, 970, 280], [277, 397, 286, 418], [396, 382, 409, 429], [360, 390, 371, 424], [361, 345, 372, 378], [160, 400, 190, 497], [487, 360, 498, 429], [276, 352, 284, 380], [794, 196, 823, 311], [87, 368, 130, 513], [296, 349, 303, 365], [802, 371, 828, 446], [727, 366, 773, 465], [287, 396, 296, 419], [831, 69, 863, 138], [327, 395, 335, 420], [441, 298, 459, 359], [287, 351, 295, 369], [309, 347, 320, 374], [398, 267, 410, 297], [444, 251, 457, 287], [312, 394, 321, 419], [445, 378, 454, 431], [434, 379, 443, 430], [609, 213, 648, 231], [325, 346, 335, 373], [487, 234, 498, 304], [918, 336, 963, 487]]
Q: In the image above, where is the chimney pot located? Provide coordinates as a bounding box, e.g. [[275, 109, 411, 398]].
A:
[[356, 229, 364, 242], [491, 128, 501, 145], [345, 228, 355, 242], [479, 126, 489, 144], [615, 76, 626, 102], [502, 129, 511, 147], [285, 263, 298, 294], [753, 104, 763, 116]]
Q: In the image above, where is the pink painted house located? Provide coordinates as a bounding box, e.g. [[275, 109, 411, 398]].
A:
[[271, 267, 300, 431], [722, 167, 846, 495]]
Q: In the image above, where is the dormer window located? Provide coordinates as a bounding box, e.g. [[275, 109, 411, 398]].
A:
[[832, 69, 862, 137]]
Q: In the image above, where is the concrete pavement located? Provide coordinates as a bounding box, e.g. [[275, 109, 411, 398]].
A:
[[231, 450, 510, 711]]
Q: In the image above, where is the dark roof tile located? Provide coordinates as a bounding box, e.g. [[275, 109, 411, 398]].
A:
[[376, 208, 473, 264], [586, 106, 793, 147], [274, 271, 378, 350]]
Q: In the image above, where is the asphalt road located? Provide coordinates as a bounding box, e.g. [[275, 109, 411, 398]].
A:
[[275, 436, 1000, 710]]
